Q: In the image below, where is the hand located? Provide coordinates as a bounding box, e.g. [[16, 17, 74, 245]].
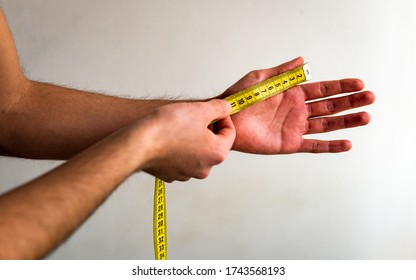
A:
[[139, 99, 235, 182], [218, 57, 375, 154]]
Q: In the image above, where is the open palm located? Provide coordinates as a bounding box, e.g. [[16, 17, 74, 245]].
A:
[[218, 57, 375, 154]]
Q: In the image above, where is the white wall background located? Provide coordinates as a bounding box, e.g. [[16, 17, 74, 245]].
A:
[[0, 0, 414, 259]]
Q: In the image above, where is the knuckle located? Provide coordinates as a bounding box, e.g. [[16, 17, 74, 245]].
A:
[[320, 82, 328, 97], [311, 141, 323, 152], [321, 118, 329, 130], [211, 151, 227, 165], [247, 69, 265, 81], [325, 100, 335, 113], [195, 169, 211, 179], [177, 175, 191, 182]]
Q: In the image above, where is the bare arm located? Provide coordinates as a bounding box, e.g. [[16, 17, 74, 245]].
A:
[[2, 80, 177, 159], [0, 99, 235, 259], [0, 120, 147, 259]]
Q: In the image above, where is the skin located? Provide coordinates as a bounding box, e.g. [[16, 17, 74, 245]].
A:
[[219, 56, 375, 154], [0, 10, 374, 259]]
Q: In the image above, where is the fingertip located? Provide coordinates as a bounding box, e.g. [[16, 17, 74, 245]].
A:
[[206, 99, 232, 123], [359, 111, 371, 125], [343, 140, 352, 152], [364, 90, 376, 105], [221, 99, 232, 114], [295, 56, 305, 65], [340, 78, 365, 93], [288, 56, 304, 67], [355, 78, 365, 91]]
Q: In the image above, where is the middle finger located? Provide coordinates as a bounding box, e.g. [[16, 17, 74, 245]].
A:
[[307, 90, 375, 117]]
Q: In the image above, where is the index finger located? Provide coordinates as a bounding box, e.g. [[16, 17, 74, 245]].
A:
[[302, 78, 365, 101], [218, 57, 305, 99]]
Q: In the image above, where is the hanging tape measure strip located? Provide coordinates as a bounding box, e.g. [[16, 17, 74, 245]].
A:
[[153, 63, 311, 260], [154, 177, 167, 260]]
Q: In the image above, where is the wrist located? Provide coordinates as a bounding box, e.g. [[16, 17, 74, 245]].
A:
[[119, 118, 161, 172]]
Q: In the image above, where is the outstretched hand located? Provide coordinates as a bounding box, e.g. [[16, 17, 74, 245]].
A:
[[218, 57, 375, 154]]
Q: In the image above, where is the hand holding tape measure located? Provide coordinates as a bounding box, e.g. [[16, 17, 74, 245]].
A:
[[153, 57, 374, 259]]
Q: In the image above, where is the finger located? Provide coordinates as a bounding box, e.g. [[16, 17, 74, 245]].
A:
[[204, 99, 236, 147], [214, 116, 236, 149], [299, 139, 352, 153], [302, 78, 365, 101], [307, 91, 375, 117], [306, 112, 371, 134], [205, 116, 235, 166], [245, 57, 304, 86], [262, 56, 305, 78], [218, 57, 304, 97], [204, 99, 232, 122]]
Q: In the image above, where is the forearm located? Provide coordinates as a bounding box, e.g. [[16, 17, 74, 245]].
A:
[[1, 79, 177, 159], [0, 122, 151, 259]]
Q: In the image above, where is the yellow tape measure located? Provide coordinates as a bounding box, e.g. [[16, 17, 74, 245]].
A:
[[224, 63, 311, 115], [154, 178, 167, 260], [153, 63, 311, 260]]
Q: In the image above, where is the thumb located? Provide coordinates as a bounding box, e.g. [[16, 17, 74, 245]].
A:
[[203, 99, 232, 123]]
